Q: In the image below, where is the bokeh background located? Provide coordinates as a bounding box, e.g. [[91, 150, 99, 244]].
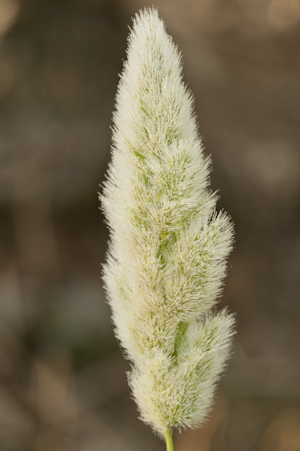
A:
[[0, 0, 300, 450]]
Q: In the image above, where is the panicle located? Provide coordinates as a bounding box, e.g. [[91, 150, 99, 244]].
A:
[[100, 7, 235, 438]]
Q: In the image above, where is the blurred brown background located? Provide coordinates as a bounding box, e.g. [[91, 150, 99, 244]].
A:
[[0, 0, 300, 450]]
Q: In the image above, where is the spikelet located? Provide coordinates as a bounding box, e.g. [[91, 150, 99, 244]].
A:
[[100, 8, 235, 439]]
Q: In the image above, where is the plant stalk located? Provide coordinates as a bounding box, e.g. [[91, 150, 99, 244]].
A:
[[165, 429, 174, 451]]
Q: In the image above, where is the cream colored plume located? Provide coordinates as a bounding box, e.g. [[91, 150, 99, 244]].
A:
[[100, 7, 235, 440]]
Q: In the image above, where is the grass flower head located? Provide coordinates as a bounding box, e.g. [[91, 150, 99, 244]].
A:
[[100, 8, 235, 448]]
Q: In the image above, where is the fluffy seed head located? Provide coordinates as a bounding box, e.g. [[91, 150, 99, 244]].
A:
[[100, 8, 235, 437]]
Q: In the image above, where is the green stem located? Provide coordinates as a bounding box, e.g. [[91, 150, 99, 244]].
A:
[[165, 429, 174, 451]]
